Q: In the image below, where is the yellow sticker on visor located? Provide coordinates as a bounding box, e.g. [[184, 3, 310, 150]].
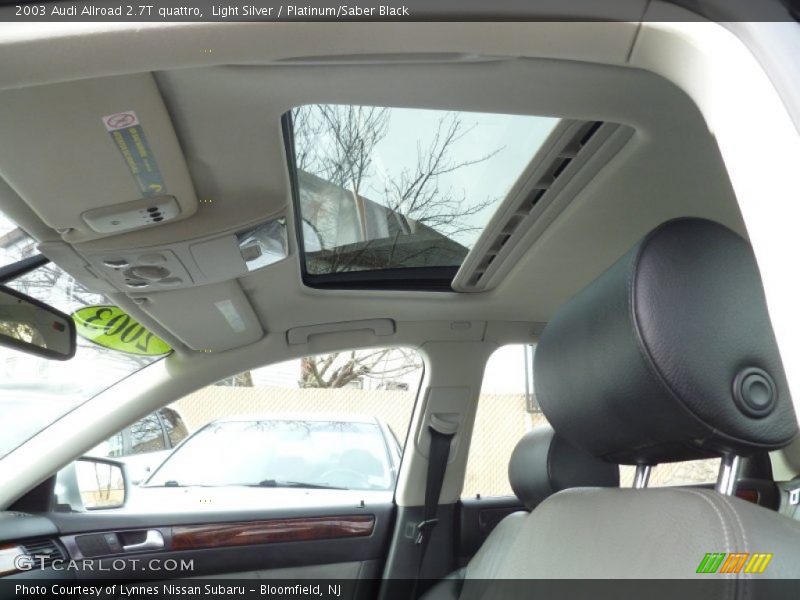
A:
[[72, 305, 171, 356]]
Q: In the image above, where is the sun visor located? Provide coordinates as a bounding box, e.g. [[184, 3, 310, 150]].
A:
[[0, 73, 197, 242], [130, 281, 264, 353]]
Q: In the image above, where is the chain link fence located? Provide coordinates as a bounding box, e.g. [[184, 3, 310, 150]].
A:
[[462, 393, 720, 497], [462, 394, 548, 498]]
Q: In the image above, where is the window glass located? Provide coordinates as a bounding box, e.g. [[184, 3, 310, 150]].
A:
[[88, 432, 124, 458], [146, 420, 394, 490], [619, 460, 721, 488], [464, 344, 720, 499], [0, 217, 38, 269], [107, 433, 124, 458], [464, 344, 545, 498], [159, 407, 188, 447], [291, 105, 560, 286], [69, 347, 423, 511], [0, 212, 164, 459], [129, 413, 166, 454]]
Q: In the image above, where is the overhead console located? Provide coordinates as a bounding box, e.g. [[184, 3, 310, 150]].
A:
[[39, 217, 287, 293], [37, 219, 283, 352]]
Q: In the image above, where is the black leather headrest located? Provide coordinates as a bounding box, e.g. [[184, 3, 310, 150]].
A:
[[534, 218, 797, 465], [508, 425, 619, 510]]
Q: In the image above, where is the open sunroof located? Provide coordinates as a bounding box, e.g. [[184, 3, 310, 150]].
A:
[[286, 105, 560, 290]]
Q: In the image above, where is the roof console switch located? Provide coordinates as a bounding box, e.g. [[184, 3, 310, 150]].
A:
[[81, 195, 180, 234], [102, 258, 130, 269], [128, 265, 171, 281]]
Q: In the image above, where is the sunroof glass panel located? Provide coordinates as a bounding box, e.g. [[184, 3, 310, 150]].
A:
[[290, 105, 559, 284]]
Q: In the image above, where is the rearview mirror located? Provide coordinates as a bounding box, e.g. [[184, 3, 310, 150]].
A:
[[0, 284, 75, 360]]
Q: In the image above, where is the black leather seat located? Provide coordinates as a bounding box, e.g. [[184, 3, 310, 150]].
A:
[[507, 425, 619, 511], [424, 218, 800, 597]]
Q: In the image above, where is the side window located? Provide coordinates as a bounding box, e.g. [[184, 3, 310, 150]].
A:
[[87, 431, 124, 458], [59, 347, 423, 512], [463, 344, 720, 499], [128, 413, 167, 455], [463, 344, 545, 498], [105, 432, 124, 458], [159, 407, 188, 448], [144, 347, 423, 495], [619, 460, 721, 488]]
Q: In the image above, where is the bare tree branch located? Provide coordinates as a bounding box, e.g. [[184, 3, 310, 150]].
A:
[[299, 347, 421, 389]]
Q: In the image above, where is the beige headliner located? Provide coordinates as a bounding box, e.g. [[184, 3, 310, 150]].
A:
[[0, 21, 743, 357]]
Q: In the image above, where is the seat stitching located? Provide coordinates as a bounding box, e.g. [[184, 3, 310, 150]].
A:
[[719, 494, 748, 553], [680, 489, 736, 600], [719, 493, 751, 600], [681, 489, 731, 552]]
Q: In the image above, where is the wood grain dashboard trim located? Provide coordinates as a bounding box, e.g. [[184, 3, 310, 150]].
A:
[[171, 515, 375, 551]]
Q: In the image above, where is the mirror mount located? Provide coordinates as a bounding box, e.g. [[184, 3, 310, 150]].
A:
[[0, 254, 50, 284]]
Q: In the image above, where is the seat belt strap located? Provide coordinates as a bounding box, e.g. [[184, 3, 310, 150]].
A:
[[414, 418, 457, 581]]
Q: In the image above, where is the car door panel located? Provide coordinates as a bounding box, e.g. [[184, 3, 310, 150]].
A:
[[2, 503, 394, 598]]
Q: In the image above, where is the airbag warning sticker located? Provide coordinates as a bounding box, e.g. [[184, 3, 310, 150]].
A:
[[102, 111, 167, 198]]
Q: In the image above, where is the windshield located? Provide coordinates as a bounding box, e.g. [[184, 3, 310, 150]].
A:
[[145, 419, 395, 491], [0, 215, 164, 458]]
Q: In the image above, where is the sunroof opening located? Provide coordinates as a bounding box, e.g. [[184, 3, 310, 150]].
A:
[[286, 105, 560, 290]]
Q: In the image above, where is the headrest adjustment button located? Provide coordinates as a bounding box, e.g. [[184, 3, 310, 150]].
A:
[[733, 368, 777, 418]]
